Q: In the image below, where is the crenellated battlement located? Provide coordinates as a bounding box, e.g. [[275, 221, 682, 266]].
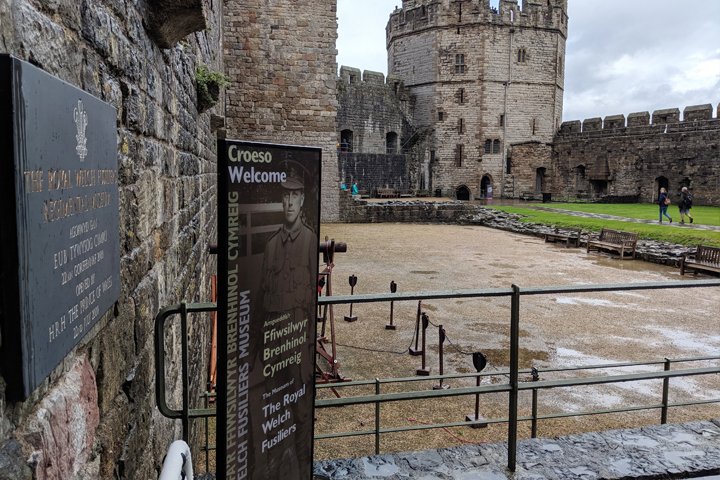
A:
[[387, 0, 568, 41], [337, 66, 407, 93], [558, 103, 720, 136]]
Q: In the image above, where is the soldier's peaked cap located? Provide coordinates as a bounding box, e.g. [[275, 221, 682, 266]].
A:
[[281, 166, 305, 190]]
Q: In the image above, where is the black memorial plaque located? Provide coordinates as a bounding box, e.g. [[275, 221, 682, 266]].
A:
[[217, 140, 321, 479], [0, 55, 120, 400]]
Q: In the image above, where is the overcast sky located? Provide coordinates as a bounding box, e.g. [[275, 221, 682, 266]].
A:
[[337, 0, 720, 122]]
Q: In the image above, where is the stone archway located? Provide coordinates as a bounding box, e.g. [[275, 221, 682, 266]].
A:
[[655, 176, 669, 202], [480, 175, 493, 198], [456, 185, 470, 201]]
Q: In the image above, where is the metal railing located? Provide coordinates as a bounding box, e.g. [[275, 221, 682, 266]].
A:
[[154, 278, 720, 472]]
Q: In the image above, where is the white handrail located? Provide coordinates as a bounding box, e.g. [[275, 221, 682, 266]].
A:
[[159, 440, 194, 480]]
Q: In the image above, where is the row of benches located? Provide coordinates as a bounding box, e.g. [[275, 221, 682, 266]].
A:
[[544, 227, 719, 276]]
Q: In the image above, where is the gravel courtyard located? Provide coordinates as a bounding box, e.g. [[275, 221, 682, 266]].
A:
[[313, 223, 720, 460]]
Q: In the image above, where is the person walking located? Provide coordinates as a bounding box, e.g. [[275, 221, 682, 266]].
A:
[[658, 187, 672, 223], [679, 186, 694, 224]]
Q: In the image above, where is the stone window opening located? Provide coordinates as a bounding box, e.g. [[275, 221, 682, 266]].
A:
[[340, 129, 353, 152], [386, 132, 399, 154], [438, 111, 445, 121], [458, 118, 464, 134], [430, 150, 436, 163], [531, 118, 537, 135], [517, 48, 527, 63], [458, 88, 465, 104], [349, 73, 359, 84], [455, 54, 465, 74], [455, 144, 464, 167], [484, 138, 501, 154], [535, 167, 546, 193], [500, 114, 505, 127]]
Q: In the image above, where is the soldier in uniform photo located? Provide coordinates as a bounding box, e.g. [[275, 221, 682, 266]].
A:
[[261, 167, 317, 319], [253, 165, 317, 478]]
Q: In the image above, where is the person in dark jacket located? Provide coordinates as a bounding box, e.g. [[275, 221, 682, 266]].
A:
[[679, 186, 694, 224], [658, 187, 672, 224]]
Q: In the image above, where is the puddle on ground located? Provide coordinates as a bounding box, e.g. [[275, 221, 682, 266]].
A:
[[642, 326, 720, 356], [410, 270, 440, 275], [489, 263, 515, 269], [555, 297, 626, 308]]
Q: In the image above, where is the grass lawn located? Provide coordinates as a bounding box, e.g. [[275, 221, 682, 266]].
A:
[[486, 203, 720, 248], [527, 202, 720, 226]]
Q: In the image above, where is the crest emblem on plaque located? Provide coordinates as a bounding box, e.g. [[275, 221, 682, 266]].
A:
[[74, 100, 88, 161]]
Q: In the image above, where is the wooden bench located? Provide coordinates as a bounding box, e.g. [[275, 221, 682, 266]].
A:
[[680, 245, 720, 276], [544, 227, 582, 248], [376, 188, 398, 198], [586, 228, 638, 259]]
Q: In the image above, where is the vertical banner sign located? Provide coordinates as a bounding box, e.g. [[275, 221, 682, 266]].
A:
[[217, 139, 321, 479], [0, 55, 120, 400]]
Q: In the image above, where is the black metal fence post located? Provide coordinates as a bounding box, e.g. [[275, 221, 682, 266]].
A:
[[508, 284, 521, 472], [661, 358, 671, 424]]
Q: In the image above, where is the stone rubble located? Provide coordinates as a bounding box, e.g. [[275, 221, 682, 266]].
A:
[[313, 420, 720, 479], [464, 207, 698, 267]]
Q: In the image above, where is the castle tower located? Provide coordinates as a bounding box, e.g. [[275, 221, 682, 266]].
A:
[[224, 0, 340, 220], [387, 0, 568, 198]]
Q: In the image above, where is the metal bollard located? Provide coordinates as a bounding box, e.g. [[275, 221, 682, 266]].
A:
[[416, 313, 431, 376], [433, 325, 449, 389], [385, 280, 397, 330], [465, 351, 488, 428], [344, 274, 358, 322], [409, 300, 423, 356]]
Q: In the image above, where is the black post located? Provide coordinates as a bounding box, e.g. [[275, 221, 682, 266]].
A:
[[409, 301, 422, 355], [416, 313, 431, 375], [433, 325, 449, 389], [344, 274, 358, 322], [386, 280, 397, 330], [465, 352, 487, 428]]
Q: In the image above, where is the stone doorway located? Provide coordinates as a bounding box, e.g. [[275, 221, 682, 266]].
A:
[[456, 185, 470, 200], [480, 175, 493, 198]]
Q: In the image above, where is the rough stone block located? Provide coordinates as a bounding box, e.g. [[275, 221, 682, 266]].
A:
[[18, 356, 99, 480], [683, 104, 713, 122], [582, 117, 602, 132], [603, 114, 625, 129], [652, 108, 680, 124], [627, 111, 650, 127]]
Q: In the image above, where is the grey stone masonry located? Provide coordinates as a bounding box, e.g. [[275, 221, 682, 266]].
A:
[[314, 419, 720, 479], [553, 103, 720, 205], [386, 0, 568, 200], [224, 0, 340, 220], [0, 0, 222, 478]]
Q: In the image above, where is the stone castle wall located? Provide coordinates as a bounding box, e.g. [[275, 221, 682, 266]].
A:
[[387, 0, 567, 199], [0, 0, 221, 478], [337, 67, 410, 155], [224, 0, 340, 221], [336, 67, 421, 193], [550, 104, 720, 204]]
